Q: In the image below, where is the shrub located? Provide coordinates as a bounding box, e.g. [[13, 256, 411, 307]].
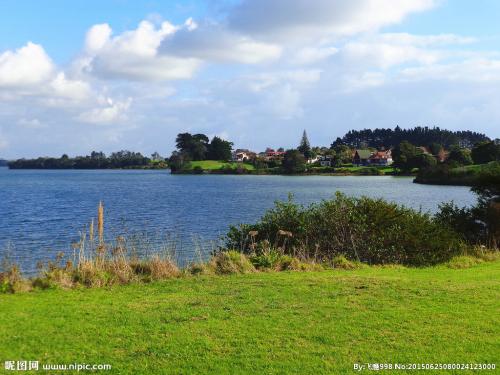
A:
[[435, 202, 485, 244], [0, 264, 23, 293], [332, 255, 365, 270], [446, 255, 484, 269], [210, 251, 256, 275], [226, 193, 463, 266]]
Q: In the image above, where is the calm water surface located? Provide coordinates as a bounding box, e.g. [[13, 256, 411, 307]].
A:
[[0, 168, 475, 273]]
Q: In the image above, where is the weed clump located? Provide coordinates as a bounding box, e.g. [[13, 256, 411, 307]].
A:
[[210, 250, 256, 275]]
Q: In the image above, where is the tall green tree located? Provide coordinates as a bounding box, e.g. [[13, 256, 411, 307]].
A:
[[175, 132, 209, 161], [282, 149, 306, 174], [298, 130, 312, 159], [393, 141, 438, 171], [471, 141, 500, 164], [447, 146, 473, 166], [207, 136, 233, 160]]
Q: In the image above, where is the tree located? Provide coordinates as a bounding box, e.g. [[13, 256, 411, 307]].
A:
[[471, 141, 500, 164], [414, 153, 437, 169], [176, 133, 193, 152], [175, 132, 209, 160], [392, 141, 420, 172], [297, 130, 312, 159], [428, 142, 443, 156], [282, 149, 306, 174], [332, 126, 489, 149], [168, 151, 191, 172], [447, 146, 473, 166], [332, 145, 352, 164], [207, 136, 233, 160]]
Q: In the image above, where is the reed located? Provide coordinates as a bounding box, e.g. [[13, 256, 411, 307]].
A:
[[97, 201, 104, 245], [89, 219, 94, 244]]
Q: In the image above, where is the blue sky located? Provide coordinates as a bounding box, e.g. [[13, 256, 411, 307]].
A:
[[0, 0, 499, 158]]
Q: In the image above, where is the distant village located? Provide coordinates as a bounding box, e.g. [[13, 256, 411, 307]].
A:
[[232, 147, 395, 167]]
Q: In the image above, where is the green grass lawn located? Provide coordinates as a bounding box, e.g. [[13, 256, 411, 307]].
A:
[[189, 160, 255, 171], [335, 165, 396, 174], [1, 262, 499, 374]]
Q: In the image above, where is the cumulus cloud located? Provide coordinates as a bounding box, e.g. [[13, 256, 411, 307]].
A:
[[160, 25, 282, 64], [50, 73, 91, 100], [291, 46, 339, 65], [228, 0, 437, 41], [85, 23, 112, 53], [83, 20, 201, 81], [78, 97, 132, 124], [0, 42, 54, 88]]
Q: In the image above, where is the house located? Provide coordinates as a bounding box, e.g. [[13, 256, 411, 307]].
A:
[[353, 149, 372, 166], [369, 150, 393, 166], [307, 155, 320, 164], [232, 149, 256, 162], [319, 155, 334, 167], [264, 148, 285, 160]]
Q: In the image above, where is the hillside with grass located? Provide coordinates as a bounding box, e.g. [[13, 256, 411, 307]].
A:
[[1, 261, 498, 374], [187, 160, 255, 172]]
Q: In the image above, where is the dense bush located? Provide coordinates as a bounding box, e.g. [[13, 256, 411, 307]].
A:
[[435, 162, 500, 248], [415, 162, 500, 186], [226, 193, 463, 266]]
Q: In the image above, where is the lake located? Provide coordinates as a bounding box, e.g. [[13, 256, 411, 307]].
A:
[[0, 168, 476, 274]]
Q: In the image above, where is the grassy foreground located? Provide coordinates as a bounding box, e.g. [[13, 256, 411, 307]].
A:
[[1, 261, 499, 374]]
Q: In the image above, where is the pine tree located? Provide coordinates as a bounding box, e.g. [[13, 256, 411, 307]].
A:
[[298, 130, 312, 159]]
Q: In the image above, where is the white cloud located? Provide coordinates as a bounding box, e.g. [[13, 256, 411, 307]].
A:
[[229, 0, 437, 41], [78, 97, 132, 124], [160, 26, 282, 64], [338, 32, 479, 70], [0, 42, 54, 87], [400, 59, 500, 82], [18, 118, 47, 129], [376, 33, 476, 46], [85, 23, 112, 53], [50, 73, 91, 100], [247, 70, 322, 92], [83, 20, 201, 81], [343, 41, 440, 69], [292, 46, 339, 65]]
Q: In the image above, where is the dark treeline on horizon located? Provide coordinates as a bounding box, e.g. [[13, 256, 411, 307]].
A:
[[331, 126, 489, 149], [5, 126, 496, 170], [7, 150, 162, 169]]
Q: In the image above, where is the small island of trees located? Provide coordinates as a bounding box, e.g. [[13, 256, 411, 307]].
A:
[[7, 151, 167, 169]]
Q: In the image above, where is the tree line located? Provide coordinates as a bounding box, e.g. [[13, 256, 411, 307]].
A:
[[331, 126, 489, 149], [7, 151, 163, 169]]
